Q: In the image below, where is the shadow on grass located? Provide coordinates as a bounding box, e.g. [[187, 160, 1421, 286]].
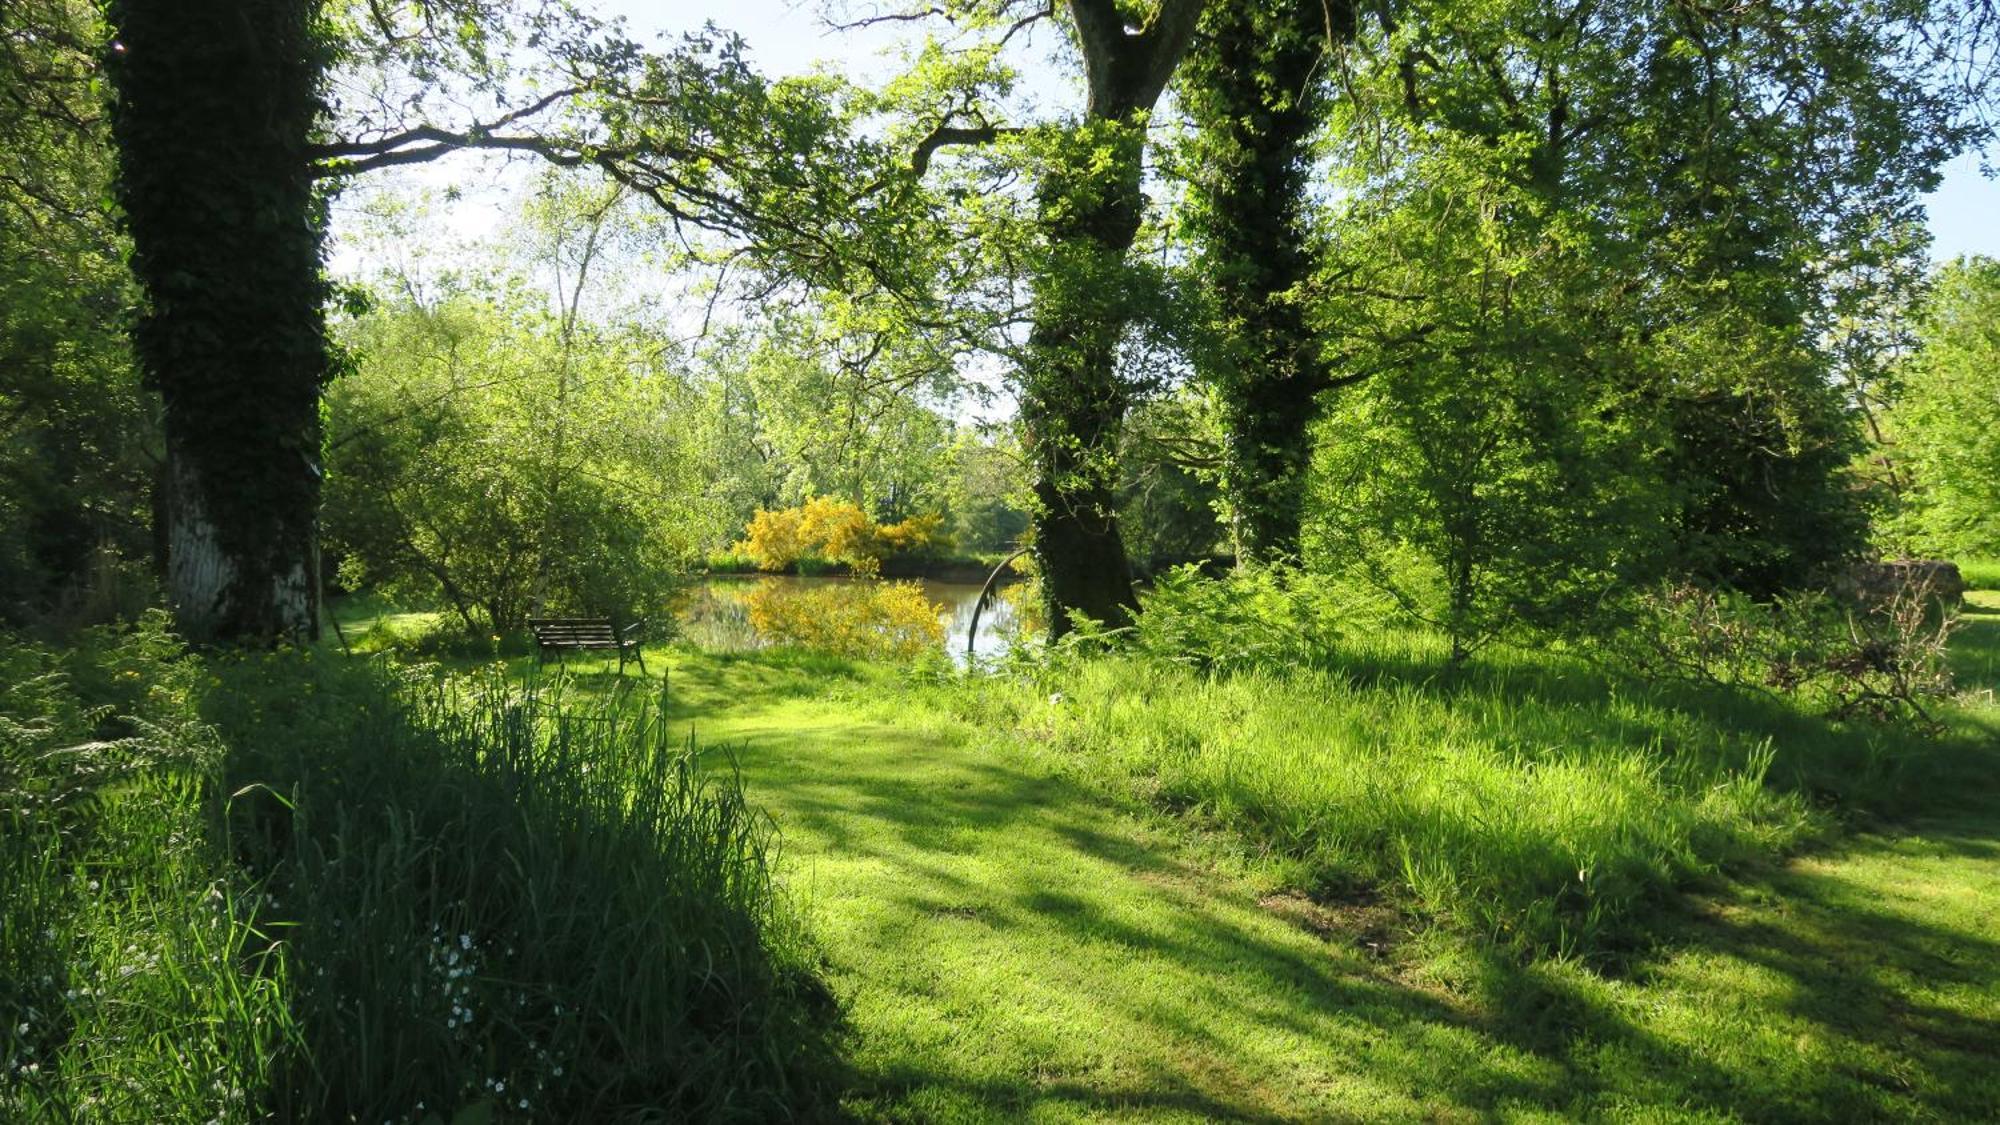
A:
[[1305, 630, 2000, 819], [199, 653, 848, 1122], [645, 651, 2000, 1121], [1473, 812, 2000, 1120]]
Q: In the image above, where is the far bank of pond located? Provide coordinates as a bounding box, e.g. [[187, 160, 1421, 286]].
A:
[[681, 574, 1023, 658]]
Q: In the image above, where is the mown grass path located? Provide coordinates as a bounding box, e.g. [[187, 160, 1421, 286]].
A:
[[642, 653, 2000, 1123]]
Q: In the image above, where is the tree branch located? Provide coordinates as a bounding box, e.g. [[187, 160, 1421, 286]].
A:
[[309, 85, 585, 169], [909, 121, 1022, 174]]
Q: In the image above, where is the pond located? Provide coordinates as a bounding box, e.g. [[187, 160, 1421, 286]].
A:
[[678, 575, 1023, 659]]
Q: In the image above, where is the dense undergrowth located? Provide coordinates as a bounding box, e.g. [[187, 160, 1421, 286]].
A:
[[1, 615, 841, 1121], [2, 617, 285, 1121]]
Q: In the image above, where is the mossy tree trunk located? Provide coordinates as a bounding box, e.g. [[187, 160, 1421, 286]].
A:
[[1024, 0, 1204, 638], [105, 0, 331, 644], [1181, 0, 1351, 565]]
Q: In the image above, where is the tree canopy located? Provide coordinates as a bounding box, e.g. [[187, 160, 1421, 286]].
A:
[[0, 0, 1993, 646]]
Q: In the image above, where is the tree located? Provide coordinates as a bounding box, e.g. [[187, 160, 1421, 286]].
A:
[[1177, 0, 1348, 563], [1118, 391, 1230, 571], [1310, 151, 1670, 661], [104, 0, 333, 644], [102, 0, 923, 644], [1311, 0, 1991, 614], [945, 430, 1032, 555], [324, 277, 712, 632], [1018, 0, 1204, 636], [688, 308, 963, 526], [1892, 256, 2000, 557]]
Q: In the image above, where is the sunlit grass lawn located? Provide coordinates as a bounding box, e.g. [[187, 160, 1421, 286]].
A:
[[324, 598, 2000, 1121], [492, 649, 1989, 1121], [1952, 583, 2000, 695]]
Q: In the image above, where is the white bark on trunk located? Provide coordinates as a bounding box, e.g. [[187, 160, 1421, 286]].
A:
[[165, 453, 235, 638], [165, 450, 314, 642]]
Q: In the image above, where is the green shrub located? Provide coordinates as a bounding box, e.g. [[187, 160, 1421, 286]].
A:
[[1131, 564, 1376, 674], [705, 551, 761, 575]]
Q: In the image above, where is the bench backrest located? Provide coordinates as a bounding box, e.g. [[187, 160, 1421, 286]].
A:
[[526, 618, 620, 645]]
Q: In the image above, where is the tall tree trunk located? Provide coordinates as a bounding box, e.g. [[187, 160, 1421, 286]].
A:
[[1182, 0, 1350, 564], [1021, 122, 1147, 633], [1025, 0, 1204, 638], [106, 0, 330, 645]]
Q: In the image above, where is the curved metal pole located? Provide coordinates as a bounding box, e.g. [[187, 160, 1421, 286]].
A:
[[967, 548, 1033, 657]]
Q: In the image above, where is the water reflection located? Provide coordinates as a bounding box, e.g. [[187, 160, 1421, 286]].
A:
[[678, 575, 1022, 659]]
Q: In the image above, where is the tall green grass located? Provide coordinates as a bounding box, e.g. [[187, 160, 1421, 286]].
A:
[[209, 654, 844, 1122], [959, 570, 1996, 956], [1955, 558, 2000, 591], [3, 617, 291, 1121], [4, 620, 843, 1122], [976, 653, 1814, 954]]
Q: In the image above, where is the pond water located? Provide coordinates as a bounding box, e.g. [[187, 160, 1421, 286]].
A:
[[677, 575, 1023, 659]]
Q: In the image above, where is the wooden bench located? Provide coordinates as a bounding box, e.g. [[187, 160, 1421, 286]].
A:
[[526, 617, 646, 674]]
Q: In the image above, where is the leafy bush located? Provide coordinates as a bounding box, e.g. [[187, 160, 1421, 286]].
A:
[[744, 579, 946, 661], [1131, 565, 1368, 675]]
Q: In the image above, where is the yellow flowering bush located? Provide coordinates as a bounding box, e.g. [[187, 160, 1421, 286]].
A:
[[876, 512, 952, 556], [733, 498, 953, 574], [737, 506, 808, 572], [797, 497, 877, 567]]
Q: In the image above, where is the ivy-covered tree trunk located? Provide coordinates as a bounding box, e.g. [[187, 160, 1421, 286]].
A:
[[1024, 0, 1204, 638], [105, 0, 330, 644], [1022, 122, 1148, 635], [1181, 0, 1347, 564]]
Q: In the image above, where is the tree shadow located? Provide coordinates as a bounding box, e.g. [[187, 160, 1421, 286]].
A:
[[694, 691, 1550, 1116], [198, 653, 849, 1121], [1466, 813, 2000, 1121], [645, 650, 2000, 1120]]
